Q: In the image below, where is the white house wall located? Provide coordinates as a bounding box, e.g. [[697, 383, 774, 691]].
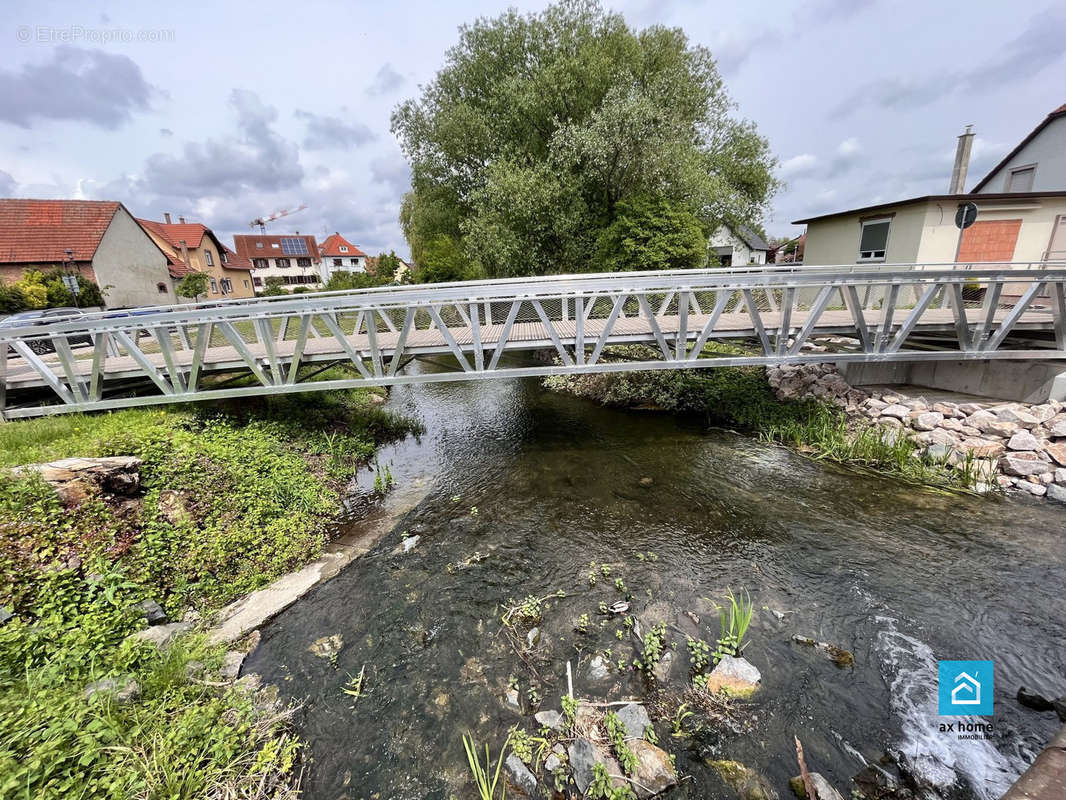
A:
[[975, 115, 1066, 194], [92, 207, 174, 308], [801, 202, 926, 266]]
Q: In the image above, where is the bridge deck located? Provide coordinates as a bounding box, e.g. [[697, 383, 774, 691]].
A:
[[2, 306, 1050, 389]]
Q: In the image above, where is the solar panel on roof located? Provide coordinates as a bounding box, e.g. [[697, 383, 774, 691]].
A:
[[280, 237, 308, 255]]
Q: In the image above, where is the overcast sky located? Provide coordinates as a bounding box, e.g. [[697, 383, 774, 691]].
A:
[[1, 0, 1063, 255]]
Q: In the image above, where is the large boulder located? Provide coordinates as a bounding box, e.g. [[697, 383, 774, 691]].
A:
[[11, 456, 141, 504], [127, 621, 191, 650], [705, 655, 761, 696], [630, 740, 679, 798], [615, 703, 652, 739], [504, 753, 539, 797], [1000, 452, 1051, 477]]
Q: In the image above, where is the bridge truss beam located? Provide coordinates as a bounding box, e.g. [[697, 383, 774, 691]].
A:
[[1, 263, 1065, 419]]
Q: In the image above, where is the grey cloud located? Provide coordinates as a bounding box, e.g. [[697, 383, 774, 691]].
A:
[[0, 170, 15, 195], [294, 109, 375, 150], [370, 152, 412, 195], [160, 128, 173, 137], [366, 63, 405, 96], [831, 8, 1066, 118], [141, 89, 302, 197], [797, 0, 880, 23], [0, 46, 155, 129]]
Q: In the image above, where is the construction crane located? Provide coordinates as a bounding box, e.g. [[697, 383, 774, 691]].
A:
[[249, 204, 308, 233]]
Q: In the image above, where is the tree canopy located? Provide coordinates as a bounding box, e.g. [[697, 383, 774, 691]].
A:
[[392, 0, 777, 280]]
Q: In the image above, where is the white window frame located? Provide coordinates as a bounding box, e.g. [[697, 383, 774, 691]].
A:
[[204, 250, 214, 266], [857, 217, 892, 262], [339, 245, 349, 253]]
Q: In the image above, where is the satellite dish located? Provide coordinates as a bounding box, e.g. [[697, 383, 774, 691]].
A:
[[955, 202, 978, 230]]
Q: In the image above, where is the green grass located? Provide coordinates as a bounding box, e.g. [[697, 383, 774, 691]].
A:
[[0, 380, 419, 798]]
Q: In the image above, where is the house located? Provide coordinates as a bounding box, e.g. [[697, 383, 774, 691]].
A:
[[794, 191, 1066, 266], [951, 672, 981, 706], [0, 198, 174, 308], [318, 232, 368, 282], [795, 105, 1066, 266], [708, 224, 769, 266], [137, 214, 255, 299], [972, 104, 1066, 194], [232, 233, 322, 293]]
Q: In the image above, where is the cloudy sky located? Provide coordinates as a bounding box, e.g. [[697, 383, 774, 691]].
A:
[[1, 0, 1063, 255]]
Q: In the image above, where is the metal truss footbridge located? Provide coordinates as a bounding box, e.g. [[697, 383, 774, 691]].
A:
[[1, 261, 1065, 419]]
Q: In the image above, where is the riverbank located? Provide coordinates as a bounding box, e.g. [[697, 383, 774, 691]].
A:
[[543, 345, 983, 493], [0, 378, 420, 798]]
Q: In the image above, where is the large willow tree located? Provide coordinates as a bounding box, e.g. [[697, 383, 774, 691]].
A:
[[392, 0, 777, 279]]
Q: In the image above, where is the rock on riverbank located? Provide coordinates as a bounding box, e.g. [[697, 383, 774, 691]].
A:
[[767, 359, 1066, 503]]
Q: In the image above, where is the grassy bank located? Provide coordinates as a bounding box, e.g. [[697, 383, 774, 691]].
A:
[[544, 345, 980, 492], [0, 375, 420, 798]]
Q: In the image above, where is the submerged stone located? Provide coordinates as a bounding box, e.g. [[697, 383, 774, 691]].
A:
[[789, 772, 845, 800], [308, 633, 344, 660], [708, 759, 778, 800], [587, 654, 610, 681]]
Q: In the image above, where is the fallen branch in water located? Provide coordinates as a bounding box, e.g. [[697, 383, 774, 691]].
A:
[[795, 736, 816, 800]]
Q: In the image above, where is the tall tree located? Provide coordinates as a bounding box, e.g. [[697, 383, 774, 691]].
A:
[[392, 0, 777, 279]]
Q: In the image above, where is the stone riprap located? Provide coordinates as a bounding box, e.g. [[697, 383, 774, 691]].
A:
[[767, 359, 1066, 503]]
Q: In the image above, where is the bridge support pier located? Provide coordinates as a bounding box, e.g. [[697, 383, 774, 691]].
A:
[[839, 359, 1066, 404]]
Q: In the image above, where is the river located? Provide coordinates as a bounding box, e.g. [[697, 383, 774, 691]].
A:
[[244, 361, 1066, 799]]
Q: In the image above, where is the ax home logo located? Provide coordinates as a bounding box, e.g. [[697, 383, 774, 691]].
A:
[[938, 660, 994, 716]]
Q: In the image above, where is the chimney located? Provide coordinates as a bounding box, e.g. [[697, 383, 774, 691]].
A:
[[178, 216, 186, 224], [949, 124, 975, 194], [164, 212, 172, 224]]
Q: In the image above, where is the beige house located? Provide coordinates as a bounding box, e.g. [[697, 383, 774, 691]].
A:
[[795, 103, 1066, 267], [795, 192, 1066, 266], [138, 215, 255, 299]]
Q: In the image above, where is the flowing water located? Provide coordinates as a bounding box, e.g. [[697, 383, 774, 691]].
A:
[[245, 362, 1066, 800]]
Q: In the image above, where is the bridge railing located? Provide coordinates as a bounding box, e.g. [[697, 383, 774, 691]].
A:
[[1, 262, 1065, 418]]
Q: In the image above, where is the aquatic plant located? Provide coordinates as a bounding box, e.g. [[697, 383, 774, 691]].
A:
[[342, 664, 367, 706], [587, 762, 636, 800], [604, 712, 638, 775], [614, 577, 627, 594], [687, 636, 711, 674], [461, 732, 509, 800], [633, 622, 667, 673], [576, 613, 591, 633], [714, 589, 754, 660], [671, 703, 694, 738]]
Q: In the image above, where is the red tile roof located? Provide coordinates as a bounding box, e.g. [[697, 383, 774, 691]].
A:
[[232, 233, 321, 261], [318, 232, 367, 258], [220, 245, 253, 270], [136, 218, 207, 250], [0, 199, 122, 264]]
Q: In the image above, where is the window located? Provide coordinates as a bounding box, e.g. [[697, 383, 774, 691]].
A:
[[210, 278, 219, 293], [156, 282, 168, 294], [271, 243, 280, 249], [297, 257, 311, 267], [350, 258, 360, 266], [276, 258, 291, 268], [333, 258, 342, 266], [252, 258, 267, 268], [204, 250, 214, 266], [253, 277, 263, 287], [1006, 165, 1035, 193], [339, 245, 349, 253], [221, 279, 233, 293], [858, 217, 891, 261], [221, 251, 228, 264], [280, 237, 309, 255], [243, 279, 250, 288], [256, 242, 264, 249]]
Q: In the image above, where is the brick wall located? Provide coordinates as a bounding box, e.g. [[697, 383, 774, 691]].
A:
[[0, 262, 97, 286], [958, 219, 1022, 262]]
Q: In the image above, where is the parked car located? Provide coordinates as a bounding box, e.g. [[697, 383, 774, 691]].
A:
[[0, 308, 90, 355]]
